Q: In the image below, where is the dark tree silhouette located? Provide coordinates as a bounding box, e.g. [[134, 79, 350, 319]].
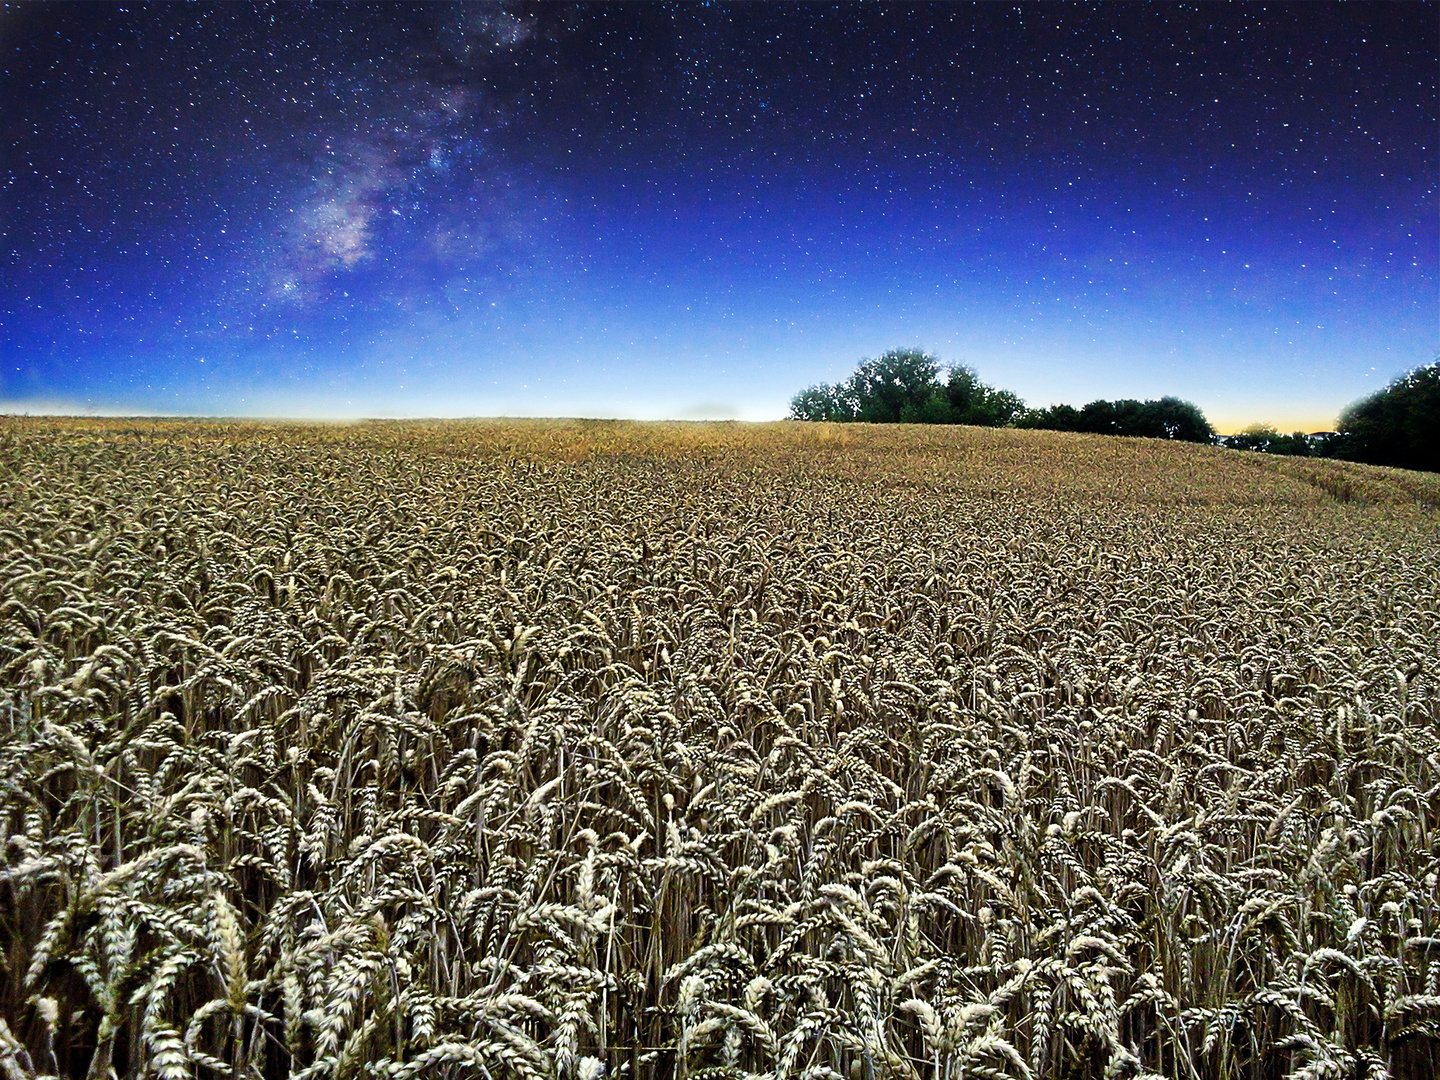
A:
[[1226, 426, 1315, 456], [1019, 396, 1214, 442], [1327, 361, 1439, 473], [936, 366, 1028, 427]]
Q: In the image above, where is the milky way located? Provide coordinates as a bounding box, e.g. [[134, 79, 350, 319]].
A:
[[2, 2, 1434, 427]]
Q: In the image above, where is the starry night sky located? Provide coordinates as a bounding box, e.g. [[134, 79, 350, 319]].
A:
[[2, 2, 1435, 429]]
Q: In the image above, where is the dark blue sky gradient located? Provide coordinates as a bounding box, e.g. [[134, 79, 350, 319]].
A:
[[2, 2, 1434, 428]]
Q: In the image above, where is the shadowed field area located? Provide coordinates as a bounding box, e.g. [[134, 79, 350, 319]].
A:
[[2, 418, 1438, 1079]]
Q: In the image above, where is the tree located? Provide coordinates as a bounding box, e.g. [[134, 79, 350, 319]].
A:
[[789, 349, 1022, 427], [788, 352, 1216, 442], [1145, 397, 1215, 442], [1328, 361, 1439, 473], [788, 383, 855, 422], [1020, 396, 1213, 442], [848, 348, 941, 423], [1227, 425, 1314, 456], [1017, 403, 1082, 431], [1079, 399, 1123, 435], [939, 366, 1028, 426]]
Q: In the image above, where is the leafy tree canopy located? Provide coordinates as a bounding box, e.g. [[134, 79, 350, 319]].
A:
[[788, 349, 1022, 427], [1328, 361, 1439, 473]]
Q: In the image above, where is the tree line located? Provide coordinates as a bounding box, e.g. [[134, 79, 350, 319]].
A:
[[788, 348, 1213, 441], [1180, 362, 1436, 473], [789, 349, 1439, 473]]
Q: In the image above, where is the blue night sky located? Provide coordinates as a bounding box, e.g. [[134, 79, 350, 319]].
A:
[[2, 2, 1435, 431]]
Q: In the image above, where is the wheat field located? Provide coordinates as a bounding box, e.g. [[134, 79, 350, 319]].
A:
[[1, 417, 1438, 1080]]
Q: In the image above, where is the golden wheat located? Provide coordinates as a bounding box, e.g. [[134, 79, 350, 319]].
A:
[[1, 417, 1437, 1079]]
